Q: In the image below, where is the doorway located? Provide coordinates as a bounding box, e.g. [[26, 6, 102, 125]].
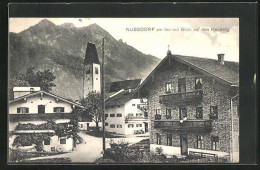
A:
[[180, 134, 188, 155], [38, 105, 45, 114]]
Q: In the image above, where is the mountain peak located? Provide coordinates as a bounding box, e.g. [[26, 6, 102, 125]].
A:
[[38, 19, 56, 27]]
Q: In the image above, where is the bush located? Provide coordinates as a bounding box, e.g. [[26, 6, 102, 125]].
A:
[[155, 147, 163, 155]]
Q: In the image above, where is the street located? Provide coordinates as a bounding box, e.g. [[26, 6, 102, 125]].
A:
[[26, 132, 148, 163]]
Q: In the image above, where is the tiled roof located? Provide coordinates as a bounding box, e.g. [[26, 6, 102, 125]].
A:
[[107, 79, 141, 93], [84, 42, 100, 65], [171, 55, 239, 85], [105, 90, 134, 106], [133, 54, 239, 97]]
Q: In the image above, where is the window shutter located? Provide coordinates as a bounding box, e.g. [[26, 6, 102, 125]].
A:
[[26, 108, 29, 113], [61, 107, 64, 112], [17, 108, 20, 113]]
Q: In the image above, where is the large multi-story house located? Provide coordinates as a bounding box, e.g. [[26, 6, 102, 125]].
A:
[[9, 87, 84, 152], [133, 50, 239, 162], [105, 79, 148, 135]]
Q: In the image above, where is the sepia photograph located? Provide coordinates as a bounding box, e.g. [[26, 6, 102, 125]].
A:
[[8, 18, 239, 164]]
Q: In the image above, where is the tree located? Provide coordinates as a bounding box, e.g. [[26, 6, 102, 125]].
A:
[[80, 92, 103, 132], [9, 67, 56, 93], [25, 67, 56, 92]]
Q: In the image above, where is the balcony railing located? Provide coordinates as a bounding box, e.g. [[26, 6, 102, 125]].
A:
[[153, 119, 212, 132], [159, 90, 203, 104], [125, 116, 148, 122], [9, 113, 73, 122]]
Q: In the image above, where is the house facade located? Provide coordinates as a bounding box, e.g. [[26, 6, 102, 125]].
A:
[[9, 87, 84, 152], [134, 51, 239, 162], [105, 79, 148, 135]]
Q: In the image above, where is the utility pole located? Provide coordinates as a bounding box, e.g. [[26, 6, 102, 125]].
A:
[[101, 38, 106, 155]]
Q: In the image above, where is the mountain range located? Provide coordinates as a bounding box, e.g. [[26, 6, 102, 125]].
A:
[[9, 19, 161, 100]]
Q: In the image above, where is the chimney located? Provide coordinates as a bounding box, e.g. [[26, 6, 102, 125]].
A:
[[217, 54, 225, 65]]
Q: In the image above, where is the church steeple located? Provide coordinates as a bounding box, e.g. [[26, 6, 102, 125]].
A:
[[83, 42, 101, 98], [84, 42, 100, 66]]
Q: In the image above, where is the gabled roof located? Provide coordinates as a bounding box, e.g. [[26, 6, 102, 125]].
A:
[[105, 90, 134, 107], [133, 54, 239, 97], [172, 55, 239, 85], [106, 79, 142, 93], [9, 90, 84, 108], [84, 42, 100, 65]]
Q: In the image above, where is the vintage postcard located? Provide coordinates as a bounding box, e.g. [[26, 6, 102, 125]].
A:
[[8, 18, 239, 164]]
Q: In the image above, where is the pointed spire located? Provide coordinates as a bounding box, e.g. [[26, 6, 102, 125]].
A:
[[84, 42, 100, 65]]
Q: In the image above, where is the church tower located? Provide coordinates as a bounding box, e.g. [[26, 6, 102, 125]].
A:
[[83, 42, 101, 98]]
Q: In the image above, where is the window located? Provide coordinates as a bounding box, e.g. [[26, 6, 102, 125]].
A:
[[95, 67, 98, 74], [195, 78, 203, 90], [117, 124, 122, 128], [197, 136, 203, 149], [179, 106, 187, 119], [166, 108, 171, 116], [211, 136, 219, 151], [156, 133, 161, 145], [17, 107, 29, 113], [60, 139, 66, 144], [155, 109, 161, 120], [128, 113, 134, 118], [165, 82, 172, 93], [110, 114, 115, 117], [136, 124, 142, 127], [136, 113, 142, 117], [132, 104, 136, 106], [110, 124, 115, 128], [105, 114, 108, 117], [81, 124, 83, 128], [105, 123, 109, 126], [86, 67, 90, 74], [167, 134, 172, 146], [118, 105, 120, 108], [51, 147, 55, 151], [128, 124, 134, 128], [44, 139, 50, 145], [54, 107, 65, 113], [178, 78, 186, 92], [210, 106, 218, 119], [117, 113, 122, 117], [196, 106, 203, 119]]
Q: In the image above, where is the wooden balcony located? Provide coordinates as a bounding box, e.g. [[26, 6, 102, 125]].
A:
[[125, 116, 148, 123], [9, 113, 73, 122], [153, 119, 212, 132], [159, 90, 203, 104]]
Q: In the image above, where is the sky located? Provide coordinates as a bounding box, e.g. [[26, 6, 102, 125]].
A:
[[9, 18, 239, 62]]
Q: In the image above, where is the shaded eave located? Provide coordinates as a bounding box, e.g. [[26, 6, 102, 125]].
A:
[[9, 90, 84, 108], [132, 54, 238, 98]]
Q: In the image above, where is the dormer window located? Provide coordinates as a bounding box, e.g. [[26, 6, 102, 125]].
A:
[[30, 88, 34, 93]]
